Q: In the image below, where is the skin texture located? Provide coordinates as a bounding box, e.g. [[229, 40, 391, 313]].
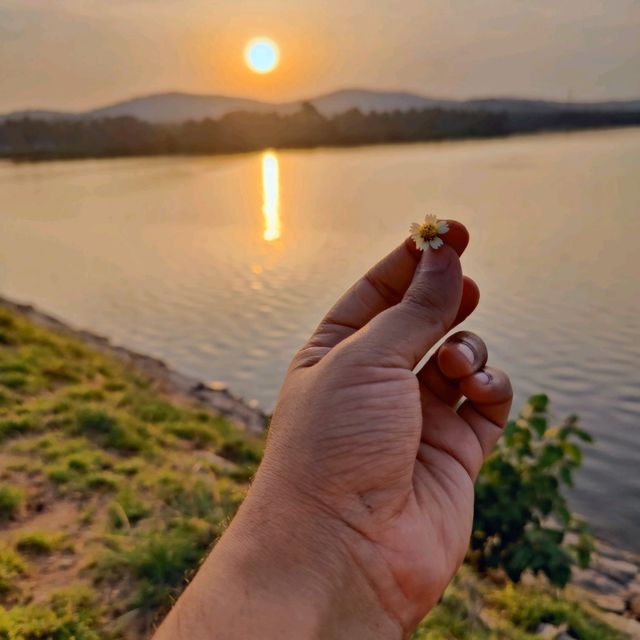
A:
[[154, 221, 513, 640]]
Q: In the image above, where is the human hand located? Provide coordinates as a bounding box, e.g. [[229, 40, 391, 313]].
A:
[[156, 222, 512, 639]]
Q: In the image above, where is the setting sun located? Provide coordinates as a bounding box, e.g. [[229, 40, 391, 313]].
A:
[[244, 37, 279, 74]]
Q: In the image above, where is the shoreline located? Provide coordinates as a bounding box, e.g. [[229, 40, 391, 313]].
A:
[[1, 293, 640, 634], [0, 294, 268, 436]]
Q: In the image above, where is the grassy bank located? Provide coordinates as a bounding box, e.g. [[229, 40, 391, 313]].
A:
[[0, 303, 624, 638]]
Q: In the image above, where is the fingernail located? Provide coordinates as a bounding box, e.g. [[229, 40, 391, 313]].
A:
[[419, 246, 451, 273], [458, 342, 475, 366], [476, 371, 492, 385]]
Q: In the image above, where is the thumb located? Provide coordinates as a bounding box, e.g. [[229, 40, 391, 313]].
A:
[[347, 245, 463, 369]]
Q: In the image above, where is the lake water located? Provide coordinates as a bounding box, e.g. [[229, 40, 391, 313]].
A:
[[1, 128, 639, 550]]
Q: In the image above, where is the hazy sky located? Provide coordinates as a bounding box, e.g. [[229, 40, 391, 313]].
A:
[[1, 0, 639, 112]]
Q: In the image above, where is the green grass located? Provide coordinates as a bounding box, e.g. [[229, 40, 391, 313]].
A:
[[0, 417, 32, 442], [94, 518, 214, 612], [0, 585, 103, 640], [15, 532, 71, 556], [0, 485, 24, 521], [412, 573, 625, 640], [0, 545, 27, 598], [487, 584, 625, 640], [73, 407, 151, 454], [108, 488, 151, 529], [0, 304, 262, 636]]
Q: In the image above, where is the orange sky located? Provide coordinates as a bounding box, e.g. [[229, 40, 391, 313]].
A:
[[1, 0, 639, 112]]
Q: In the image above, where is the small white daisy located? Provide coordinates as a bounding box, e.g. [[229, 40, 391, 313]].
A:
[[409, 214, 450, 251]]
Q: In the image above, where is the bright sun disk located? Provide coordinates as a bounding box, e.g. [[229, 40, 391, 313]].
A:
[[245, 38, 279, 74]]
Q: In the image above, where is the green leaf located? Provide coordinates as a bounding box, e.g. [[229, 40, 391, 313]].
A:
[[528, 394, 549, 412], [538, 444, 564, 468], [575, 429, 594, 443], [528, 416, 547, 437], [565, 443, 582, 464], [560, 466, 574, 486]]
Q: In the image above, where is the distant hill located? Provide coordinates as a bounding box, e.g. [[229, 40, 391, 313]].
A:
[[2, 88, 639, 124], [86, 92, 294, 123], [303, 89, 458, 116], [1, 109, 80, 122]]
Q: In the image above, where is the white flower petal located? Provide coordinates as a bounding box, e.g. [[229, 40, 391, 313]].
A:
[[409, 222, 421, 234], [429, 237, 444, 249], [437, 221, 449, 234], [424, 213, 438, 225], [411, 235, 428, 251]]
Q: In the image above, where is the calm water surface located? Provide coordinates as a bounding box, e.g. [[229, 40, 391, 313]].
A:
[[1, 128, 639, 549]]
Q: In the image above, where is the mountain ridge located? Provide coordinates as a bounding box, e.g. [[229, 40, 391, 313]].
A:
[[3, 88, 640, 124]]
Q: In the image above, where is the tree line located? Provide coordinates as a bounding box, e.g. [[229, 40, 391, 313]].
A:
[[1, 102, 639, 160]]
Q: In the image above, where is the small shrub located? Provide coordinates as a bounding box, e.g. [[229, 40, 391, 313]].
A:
[[132, 399, 181, 423], [0, 485, 24, 521], [109, 488, 150, 529], [83, 472, 120, 492], [0, 371, 28, 390], [165, 421, 222, 447], [47, 466, 74, 486], [93, 518, 214, 611], [47, 449, 118, 492], [103, 380, 126, 392], [75, 407, 115, 433], [0, 388, 17, 407], [217, 438, 262, 464], [0, 544, 26, 597], [156, 474, 218, 520], [226, 463, 258, 483], [67, 456, 90, 473], [126, 519, 214, 610], [0, 584, 102, 639], [41, 360, 81, 384], [0, 417, 31, 442], [75, 407, 149, 453], [470, 394, 594, 586], [0, 361, 30, 375], [66, 386, 106, 402], [107, 502, 130, 530], [16, 532, 70, 555], [113, 459, 142, 477]]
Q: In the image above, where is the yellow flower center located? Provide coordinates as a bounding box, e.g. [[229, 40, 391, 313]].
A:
[[419, 222, 439, 241]]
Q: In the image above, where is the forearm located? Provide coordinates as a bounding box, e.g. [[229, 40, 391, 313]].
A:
[[153, 477, 404, 640]]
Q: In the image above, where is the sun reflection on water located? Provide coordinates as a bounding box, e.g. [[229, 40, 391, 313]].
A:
[[261, 151, 281, 241]]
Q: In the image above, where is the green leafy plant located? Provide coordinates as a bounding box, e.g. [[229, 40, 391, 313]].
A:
[[0, 584, 102, 640], [469, 394, 594, 586], [0, 545, 26, 597], [487, 583, 624, 640], [15, 532, 71, 555], [0, 486, 24, 521], [108, 487, 151, 529], [413, 572, 623, 640]]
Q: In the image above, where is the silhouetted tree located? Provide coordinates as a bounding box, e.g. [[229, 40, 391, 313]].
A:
[[1, 106, 638, 160]]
